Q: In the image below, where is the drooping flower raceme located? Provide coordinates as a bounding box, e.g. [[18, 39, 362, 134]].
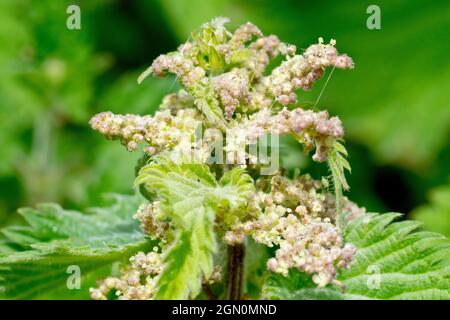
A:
[[90, 18, 358, 299], [222, 174, 363, 287]]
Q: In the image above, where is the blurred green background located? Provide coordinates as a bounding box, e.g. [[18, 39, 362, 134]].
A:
[[0, 0, 449, 236]]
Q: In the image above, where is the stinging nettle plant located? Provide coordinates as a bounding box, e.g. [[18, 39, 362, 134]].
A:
[[0, 18, 449, 300]]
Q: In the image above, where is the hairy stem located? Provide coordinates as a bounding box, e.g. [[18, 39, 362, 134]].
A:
[[225, 243, 245, 300]]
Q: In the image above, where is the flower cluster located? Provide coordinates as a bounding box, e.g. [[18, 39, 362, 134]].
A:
[[264, 37, 353, 105], [134, 202, 168, 241], [89, 18, 358, 296], [212, 68, 250, 119], [223, 173, 360, 287], [151, 53, 206, 89], [148, 19, 352, 122], [91, 19, 352, 165], [90, 251, 223, 300], [91, 105, 344, 166], [205, 266, 223, 285], [89, 108, 200, 155], [90, 251, 162, 300], [224, 107, 344, 164], [266, 218, 356, 287]]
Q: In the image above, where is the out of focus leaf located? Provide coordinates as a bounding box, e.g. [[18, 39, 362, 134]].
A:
[[100, 71, 176, 115], [412, 185, 450, 238], [0, 0, 109, 213]]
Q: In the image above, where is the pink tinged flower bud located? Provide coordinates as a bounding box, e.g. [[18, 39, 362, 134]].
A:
[[127, 141, 138, 152], [292, 77, 302, 88], [133, 133, 144, 143], [267, 258, 278, 271], [277, 94, 291, 106], [288, 92, 297, 104], [127, 275, 140, 286], [90, 289, 104, 300], [133, 252, 147, 265], [334, 55, 354, 69], [104, 277, 116, 289]]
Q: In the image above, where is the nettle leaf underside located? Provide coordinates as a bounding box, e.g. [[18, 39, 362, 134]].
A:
[[263, 212, 450, 300], [0, 194, 151, 299]]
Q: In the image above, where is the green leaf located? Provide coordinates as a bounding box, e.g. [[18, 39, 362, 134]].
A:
[[328, 141, 351, 192], [327, 141, 351, 228], [412, 185, 450, 238], [245, 239, 276, 299], [340, 212, 450, 299], [191, 83, 229, 130], [218, 167, 255, 209], [0, 194, 151, 299], [100, 70, 175, 115], [136, 156, 254, 299], [262, 212, 450, 300], [156, 206, 216, 299], [263, 269, 344, 300], [208, 46, 225, 75]]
